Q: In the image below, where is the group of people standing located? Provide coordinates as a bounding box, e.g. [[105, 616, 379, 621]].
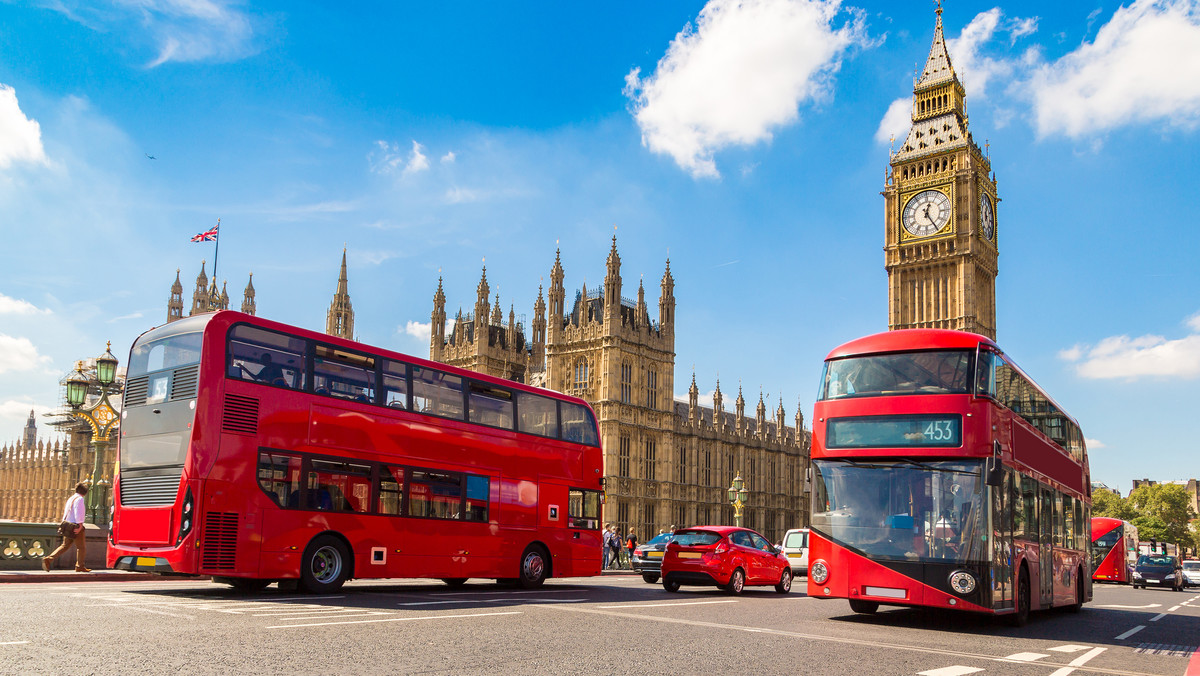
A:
[[602, 523, 638, 570]]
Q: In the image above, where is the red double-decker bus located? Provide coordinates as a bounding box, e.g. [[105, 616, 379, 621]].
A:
[[1091, 517, 1138, 584], [108, 311, 605, 592], [807, 329, 1091, 625]]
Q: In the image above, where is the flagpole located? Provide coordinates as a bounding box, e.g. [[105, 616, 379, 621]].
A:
[[212, 218, 221, 286]]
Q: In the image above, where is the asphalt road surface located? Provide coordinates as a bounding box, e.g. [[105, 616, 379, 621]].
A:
[[2, 575, 1197, 675]]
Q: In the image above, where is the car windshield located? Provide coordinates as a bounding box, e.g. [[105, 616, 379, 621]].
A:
[[1183, 562, 1200, 571], [672, 530, 722, 546], [1137, 555, 1175, 567], [783, 531, 807, 548], [812, 459, 985, 563], [820, 350, 974, 400], [645, 533, 674, 546]]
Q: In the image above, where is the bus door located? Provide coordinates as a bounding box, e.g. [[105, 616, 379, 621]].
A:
[[1038, 484, 1054, 606], [989, 471, 1014, 609]]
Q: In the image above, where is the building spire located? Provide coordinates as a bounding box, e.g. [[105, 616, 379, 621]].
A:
[[915, 2, 959, 91], [241, 272, 256, 315], [326, 248, 354, 339]]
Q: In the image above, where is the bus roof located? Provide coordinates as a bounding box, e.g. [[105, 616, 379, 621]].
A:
[[824, 329, 999, 361]]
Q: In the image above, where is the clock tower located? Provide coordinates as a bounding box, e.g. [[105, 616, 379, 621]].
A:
[[884, 4, 998, 339]]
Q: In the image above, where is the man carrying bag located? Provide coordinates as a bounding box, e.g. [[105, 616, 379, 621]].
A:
[[43, 482, 91, 572]]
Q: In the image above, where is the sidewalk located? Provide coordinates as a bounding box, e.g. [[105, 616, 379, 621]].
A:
[[0, 569, 202, 583]]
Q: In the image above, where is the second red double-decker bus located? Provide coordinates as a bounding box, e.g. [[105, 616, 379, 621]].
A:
[[108, 311, 604, 592], [1091, 517, 1138, 584], [807, 329, 1091, 625]]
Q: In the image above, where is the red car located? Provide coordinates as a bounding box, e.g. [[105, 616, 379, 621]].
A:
[[661, 526, 792, 594]]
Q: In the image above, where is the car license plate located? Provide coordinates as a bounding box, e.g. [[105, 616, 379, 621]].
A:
[[677, 552, 702, 559], [136, 556, 156, 567], [786, 553, 803, 558], [647, 551, 663, 558], [1144, 578, 1158, 583]]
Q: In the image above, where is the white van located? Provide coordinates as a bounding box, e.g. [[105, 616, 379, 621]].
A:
[[780, 528, 809, 575]]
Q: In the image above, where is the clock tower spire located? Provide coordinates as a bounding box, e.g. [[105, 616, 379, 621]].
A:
[[883, 4, 998, 339]]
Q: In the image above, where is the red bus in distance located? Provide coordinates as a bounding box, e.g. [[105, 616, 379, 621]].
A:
[[1091, 517, 1138, 584], [807, 329, 1091, 625], [108, 311, 604, 592]]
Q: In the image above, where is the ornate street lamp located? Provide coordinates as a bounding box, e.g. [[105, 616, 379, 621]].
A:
[[727, 472, 749, 527], [60, 344, 123, 526]]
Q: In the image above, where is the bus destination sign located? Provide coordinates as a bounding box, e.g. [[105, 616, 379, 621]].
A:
[[826, 414, 962, 449]]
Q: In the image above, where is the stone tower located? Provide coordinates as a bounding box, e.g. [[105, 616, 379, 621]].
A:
[[326, 249, 354, 340], [883, 4, 998, 339], [241, 273, 256, 315], [167, 269, 184, 323], [433, 266, 530, 381], [190, 261, 210, 315], [22, 409, 36, 449]]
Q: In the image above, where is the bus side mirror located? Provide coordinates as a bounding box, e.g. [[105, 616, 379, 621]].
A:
[[984, 456, 1003, 487]]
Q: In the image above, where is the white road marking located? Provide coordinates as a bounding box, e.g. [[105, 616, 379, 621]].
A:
[[1048, 645, 1091, 653], [114, 605, 195, 619], [398, 598, 585, 606], [1095, 603, 1161, 609], [1150, 613, 1167, 622], [1116, 625, 1146, 640], [0, 641, 30, 646], [1004, 652, 1049, 661], [427, 588, 583, 596], [265, 612, 391, 621], [1169, 605, 1182, 612], [267, 610, 521, 629], [597, 599, 739, 609], [917, 667, 983, 676], [1047, 647, 1107, 676]]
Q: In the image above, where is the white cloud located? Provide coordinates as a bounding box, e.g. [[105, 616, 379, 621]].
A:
[[625, 0, 869, 178], [0, 293, 51, 315], [875, 98, 912, 145], [1060, 312, 1200, 379], [444, 187, 480, 204], [0, 335, 52, 374], [1008, 16, 1039, 44], [370, 140, 431, 177], [403, 320, 431, 342], [1029, 0, 1200, 138], [1085, 438, 1106, 449], [0, 84, 48, 169], [402, 141, 430, 176], [441, 151, 456, 164]]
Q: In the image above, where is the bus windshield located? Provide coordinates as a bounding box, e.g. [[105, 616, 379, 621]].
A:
[[819, 350, 973, 400], [129, 329, 204, 379], [1091, 527, 1120, 572], [811, 459, 985, 563]]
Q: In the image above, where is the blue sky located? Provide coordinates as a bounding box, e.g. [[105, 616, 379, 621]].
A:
[[1, 0, 1198, 494]]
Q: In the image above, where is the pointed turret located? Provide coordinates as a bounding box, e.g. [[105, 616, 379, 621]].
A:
[[636, 278, 646, 328], [491, 293, 503, 327], [548, 249, 565, 342], [190, 261, 209, 315], [735, 385, 746, 436], [241, 273, 256, 315], [220, 281, 229, 309], [688, 371, 699, 427], [531, 284, 547, 371], [168, 269, 184, 323], [659, 258, 675, 331], [603, 235, 621, 324], [893, 4, 970, 160], [915, 4, 960, 90], [474, 266, 490, 332], [431, 276, 446, 361], [326, 248, 355, 340], [756, 390, 767, 440], [22, 409, 36, 449], [713, 379, 724, 433]]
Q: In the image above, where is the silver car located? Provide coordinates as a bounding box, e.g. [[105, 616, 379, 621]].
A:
[[1183, 560, 1200, 587]]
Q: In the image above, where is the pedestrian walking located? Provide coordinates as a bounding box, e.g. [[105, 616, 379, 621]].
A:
[[626, 528, 638, 566], [601, 523, 613, 569], [43, 482, 91, 572], [607, 524, 622, 569]]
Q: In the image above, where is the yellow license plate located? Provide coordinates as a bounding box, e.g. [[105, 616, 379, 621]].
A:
[[136, 557, 156, 567], [786, 553, 803, 558], [647, 551, 664, 559], [677, 552, 702, 559]]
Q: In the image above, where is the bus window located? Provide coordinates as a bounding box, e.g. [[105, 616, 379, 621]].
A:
[[468, 382, 514, 430], [561, 401, 599, 446], [568, 489, 601, 529], [378, 465, 405, 515], [307, 459, 372, 512], [409, 470, 463, 519], [975, 350, 997, 398], [257, 452, 301, 508], [314, 345, 376, 403], [516, 392, 558, 438], [130, 330, 204, 378], [412, 367, 465, 420], [228, 324, 307, 390], [465, 475, 490, 522], [820, 350, 973, 399], [381, 360, 409, 410]]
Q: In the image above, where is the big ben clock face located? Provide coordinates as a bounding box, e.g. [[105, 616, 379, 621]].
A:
[[902, 189, 952, 237], [979, 193, 995, 241]]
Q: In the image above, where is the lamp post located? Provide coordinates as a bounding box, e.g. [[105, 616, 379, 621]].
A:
[[63, 343, 122, 526], [727, 472, 749, 527]]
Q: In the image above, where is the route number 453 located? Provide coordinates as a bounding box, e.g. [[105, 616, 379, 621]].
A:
[[923, 420, 955, 441]]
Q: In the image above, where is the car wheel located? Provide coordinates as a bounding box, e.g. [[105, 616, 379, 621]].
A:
[[775, 569, 792, 594], [642, 574, 660, 584], [663, 579, 680, 593], [299, 534, 350, 594], [725, 568, 745, 595], [848, 599, 879, 614]]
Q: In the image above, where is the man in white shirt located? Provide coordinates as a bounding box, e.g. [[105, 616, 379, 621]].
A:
[[42, 482, 91, 572]]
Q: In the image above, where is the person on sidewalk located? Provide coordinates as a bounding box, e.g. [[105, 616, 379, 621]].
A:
[[43, 482, 91, 573], [625, 528, 638, 567]]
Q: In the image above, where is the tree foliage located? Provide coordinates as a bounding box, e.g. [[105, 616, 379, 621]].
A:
[[1127, 484, 1197, 550], [1092, 489, 1136, 521]]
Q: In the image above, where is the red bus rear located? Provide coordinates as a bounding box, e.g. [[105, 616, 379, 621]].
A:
[[807, 329, 1091, 625], [107, 311, 604, 591], [1091, 517, 1137, 584]]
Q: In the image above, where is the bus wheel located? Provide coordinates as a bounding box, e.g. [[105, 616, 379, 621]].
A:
[[1068, 571, 1084, 613], [642, 574, 660, 584], [848, 599, 878, 614], [775, 569, 792, 594], [517, 545, 549, 589], [300, 535, 349, 593], [725, 568, 745, 594], [441, 578, 468, 587], [1010, 568, 1030, 627], [214, 576, 270, 593]]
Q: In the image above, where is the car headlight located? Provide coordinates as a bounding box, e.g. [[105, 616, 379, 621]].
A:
[[1133, 571, 1142, 578], [810, 559, 830, 585], [949, 570, 976, 595]]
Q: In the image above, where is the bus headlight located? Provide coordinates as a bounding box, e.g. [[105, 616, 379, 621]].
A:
[[810, 559, 830, 585], [949, 570, 976, 595]]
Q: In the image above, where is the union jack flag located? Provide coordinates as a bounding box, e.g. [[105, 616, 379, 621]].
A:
[[190, 221, 219, 242]]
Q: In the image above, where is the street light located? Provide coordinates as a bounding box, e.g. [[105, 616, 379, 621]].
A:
[[61, 343, 122, 526], [727, 472, 749, 527]]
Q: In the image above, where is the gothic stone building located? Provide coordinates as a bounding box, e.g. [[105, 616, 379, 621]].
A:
[[885, 5, 998, 339], [431, 238, 810, 542]]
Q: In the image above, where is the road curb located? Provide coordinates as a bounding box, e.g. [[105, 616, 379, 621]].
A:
[[0, 571, 206, 583]]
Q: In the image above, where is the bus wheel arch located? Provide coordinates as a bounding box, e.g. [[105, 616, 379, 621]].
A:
[[517, 542, 551, 589], [1010, 562, 1030, 627], [299, 532, 354, 593], [1068, 567, 1085, 612]]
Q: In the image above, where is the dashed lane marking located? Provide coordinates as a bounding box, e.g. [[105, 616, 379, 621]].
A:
[[0, 641, 30, 646], [266, 610, 522, 629], [1149, 613, 1167, 622], [1115, 625, 1146, 640], [1004, 652, 1049, 662], [597, 599, 740, 609], [398, 598, 586, 607], [1169, 605, 1182, 612], [426, 588, 585, 596], [1048, 646, 1092, 653], [917, 667, 983, 676], [1047, 647, 1106, 676], [1095, 603, 1161, 609]]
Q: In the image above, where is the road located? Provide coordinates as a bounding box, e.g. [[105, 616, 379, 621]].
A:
[[1, 575, 1197, 675]]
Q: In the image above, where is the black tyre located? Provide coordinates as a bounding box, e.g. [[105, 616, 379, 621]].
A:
[[1010, 568, 1030, 627], [642, 574, 660, 584], [663, 578, 681, 592], [517, 545, 549, 589], [848, 599, 879, 614], [1068, 571, 1084, 613], [299, 534, 350, 593], [724, 568, 746, 595], [214, 576, 271, 593], [775, 569, 792, 594], [441, 578, 468, 587]]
